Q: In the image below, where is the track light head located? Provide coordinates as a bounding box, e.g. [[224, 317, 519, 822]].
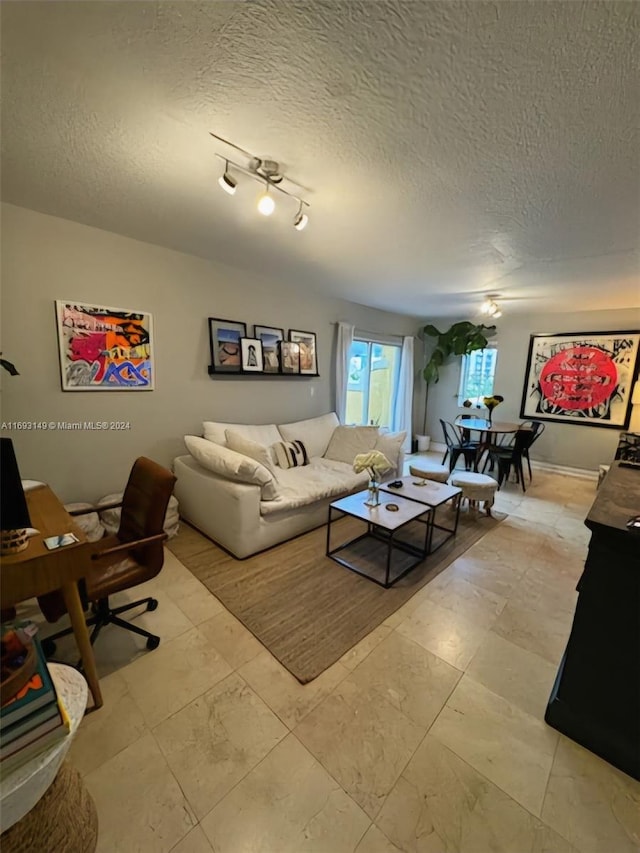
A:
[[257, 187, 275, 216], [293, 204, 308, 231], [218, 161, 237, 195]]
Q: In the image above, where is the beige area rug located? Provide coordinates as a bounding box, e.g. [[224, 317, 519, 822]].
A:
[[169, 507, 503, 683]]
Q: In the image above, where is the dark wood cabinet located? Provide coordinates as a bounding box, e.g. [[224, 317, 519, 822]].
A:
[[545, 461, 640, 780]]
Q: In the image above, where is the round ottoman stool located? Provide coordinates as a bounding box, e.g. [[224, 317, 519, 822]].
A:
[[409, 462, 450, 484], [449, 472, 498, 516], [0, 761, 98, 853]]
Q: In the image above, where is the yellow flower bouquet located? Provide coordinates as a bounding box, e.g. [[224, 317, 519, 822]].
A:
[[482, 395, 504, 424]]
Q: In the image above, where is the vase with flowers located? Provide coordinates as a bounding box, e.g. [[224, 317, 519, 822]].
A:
[[353, 450, 392, 507], [483, 395, 504, 426]]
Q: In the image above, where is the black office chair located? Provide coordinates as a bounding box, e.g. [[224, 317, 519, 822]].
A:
[[440, 419, 479, 472], [519, 420, 545, 481], [485, 428, 537, 492]]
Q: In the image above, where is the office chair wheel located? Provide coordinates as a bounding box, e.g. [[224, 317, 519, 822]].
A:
[[146, 636, 160, 650], [147, 599, 158, 612]]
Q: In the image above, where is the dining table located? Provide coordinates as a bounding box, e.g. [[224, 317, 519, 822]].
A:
[[454, 416, 526, 471], [454, 416, 522, 440]]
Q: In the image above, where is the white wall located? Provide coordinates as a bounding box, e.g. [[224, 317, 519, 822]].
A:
[[1, 204, 420, 501], [418, 308, 640, 471]]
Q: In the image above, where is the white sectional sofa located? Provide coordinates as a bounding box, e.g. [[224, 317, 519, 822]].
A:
[[173, 412, 405, 558]]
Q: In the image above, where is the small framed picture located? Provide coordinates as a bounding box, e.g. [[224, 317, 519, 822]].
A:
[[289, 330, 318, 375], [240, 338, 264, 373], [279, 340, 300, 374], [208, 318, 247, 373], [254, 325, 284, 374]]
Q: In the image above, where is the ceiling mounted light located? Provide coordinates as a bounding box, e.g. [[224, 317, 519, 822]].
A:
[[481, 295, 502, 318], [218, 160, 237, 195], [257, 186, 275, 216], [211, 135, 310, 232], [293, 202, 308, 231]]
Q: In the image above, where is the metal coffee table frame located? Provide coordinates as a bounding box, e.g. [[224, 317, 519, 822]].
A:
[[381, 477, 462, 554], [326, 494, 432, 589]]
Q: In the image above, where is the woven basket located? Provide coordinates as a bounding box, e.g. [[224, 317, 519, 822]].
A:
[[0, 761, 98, 852]]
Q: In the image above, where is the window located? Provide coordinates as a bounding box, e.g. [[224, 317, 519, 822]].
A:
[[458, 346, 498, 406], [346, 337, 402, 428]]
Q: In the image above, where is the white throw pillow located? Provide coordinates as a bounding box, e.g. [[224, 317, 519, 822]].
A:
[[225, 429, 278, 477], [277, 412, 339, 458], [184, 435, 278, 500], [323, 425, 379, 465], [375, 431, 406, 473], [272, 439, 309, 469], [202, 421, 281, 448]]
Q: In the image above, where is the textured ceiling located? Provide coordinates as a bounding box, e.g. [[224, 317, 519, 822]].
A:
[[2, 1, 639, 318]]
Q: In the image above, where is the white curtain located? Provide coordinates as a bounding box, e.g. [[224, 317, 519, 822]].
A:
[[335, 321, 354, 424], [392, 335, 414, 451]]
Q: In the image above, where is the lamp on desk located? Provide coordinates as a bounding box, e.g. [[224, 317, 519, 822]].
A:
[[0, 438, 31, 555]]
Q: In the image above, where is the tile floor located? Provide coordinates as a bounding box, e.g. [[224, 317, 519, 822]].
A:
[[31, 458, 640, 852]]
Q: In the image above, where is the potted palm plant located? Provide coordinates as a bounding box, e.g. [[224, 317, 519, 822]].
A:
[[417, 321, 496, 449]]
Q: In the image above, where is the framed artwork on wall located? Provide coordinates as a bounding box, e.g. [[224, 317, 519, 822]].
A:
[[520, 330, 640, 429], [254, 325, 284, 374], [208, 318, 247, 373], [280, 341, 300, 374], [289, 330, 318, 375], [55, 301, 154, 390], [240, 337, 264, 373]]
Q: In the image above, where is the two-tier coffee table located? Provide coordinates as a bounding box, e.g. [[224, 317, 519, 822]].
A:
[[380, 476, 462, 554], [326, 490, 431, 588]]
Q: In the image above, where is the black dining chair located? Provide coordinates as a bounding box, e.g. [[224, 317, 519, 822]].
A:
[[519, 420, 545, 481], [484, 427, 538, 491], [440, 419, 480, 472]]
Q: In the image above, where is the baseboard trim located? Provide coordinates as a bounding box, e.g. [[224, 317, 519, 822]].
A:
[[410, 444, 598, 481], [529, 460, 598, 481]]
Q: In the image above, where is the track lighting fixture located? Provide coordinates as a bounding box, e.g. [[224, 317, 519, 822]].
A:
[[293, 202, 308, 231], [212, 139, 310, 231], [257, 185, 275, 216], [218, 161, 237, 195], [481, 295, 502, 318]]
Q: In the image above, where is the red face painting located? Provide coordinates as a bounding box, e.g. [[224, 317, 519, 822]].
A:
[[539, 347, 617, 410]]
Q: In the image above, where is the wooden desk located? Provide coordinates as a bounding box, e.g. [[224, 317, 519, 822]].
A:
[[0, 486, 103, 710]]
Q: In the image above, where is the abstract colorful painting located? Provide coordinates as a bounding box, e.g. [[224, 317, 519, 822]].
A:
[[520, 330, 640, 428], [56, 301, 154, 390]]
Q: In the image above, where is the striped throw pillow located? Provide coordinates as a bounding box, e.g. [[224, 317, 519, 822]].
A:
[[273, 439, 309, 469]]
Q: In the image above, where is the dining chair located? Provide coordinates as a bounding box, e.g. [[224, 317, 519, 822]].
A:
[[440, 419, 479, 472], [484, 428, 537, 492], [519, 420, 545, 480], [40, 457, 177, 655]]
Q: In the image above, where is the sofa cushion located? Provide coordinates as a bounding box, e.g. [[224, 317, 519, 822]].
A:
[[375, 431, 407, 472], [202, 421, 281, 448], [260, 458, 368, 515], [272, 439, 309, 469], [225, 429, 278, 476], [184, 435, 278, 500], [277, 412, 339, 459], [323, 425, 379, 466]]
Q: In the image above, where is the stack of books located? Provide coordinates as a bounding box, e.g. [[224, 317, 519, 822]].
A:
[[0, 635, 70, 775]]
